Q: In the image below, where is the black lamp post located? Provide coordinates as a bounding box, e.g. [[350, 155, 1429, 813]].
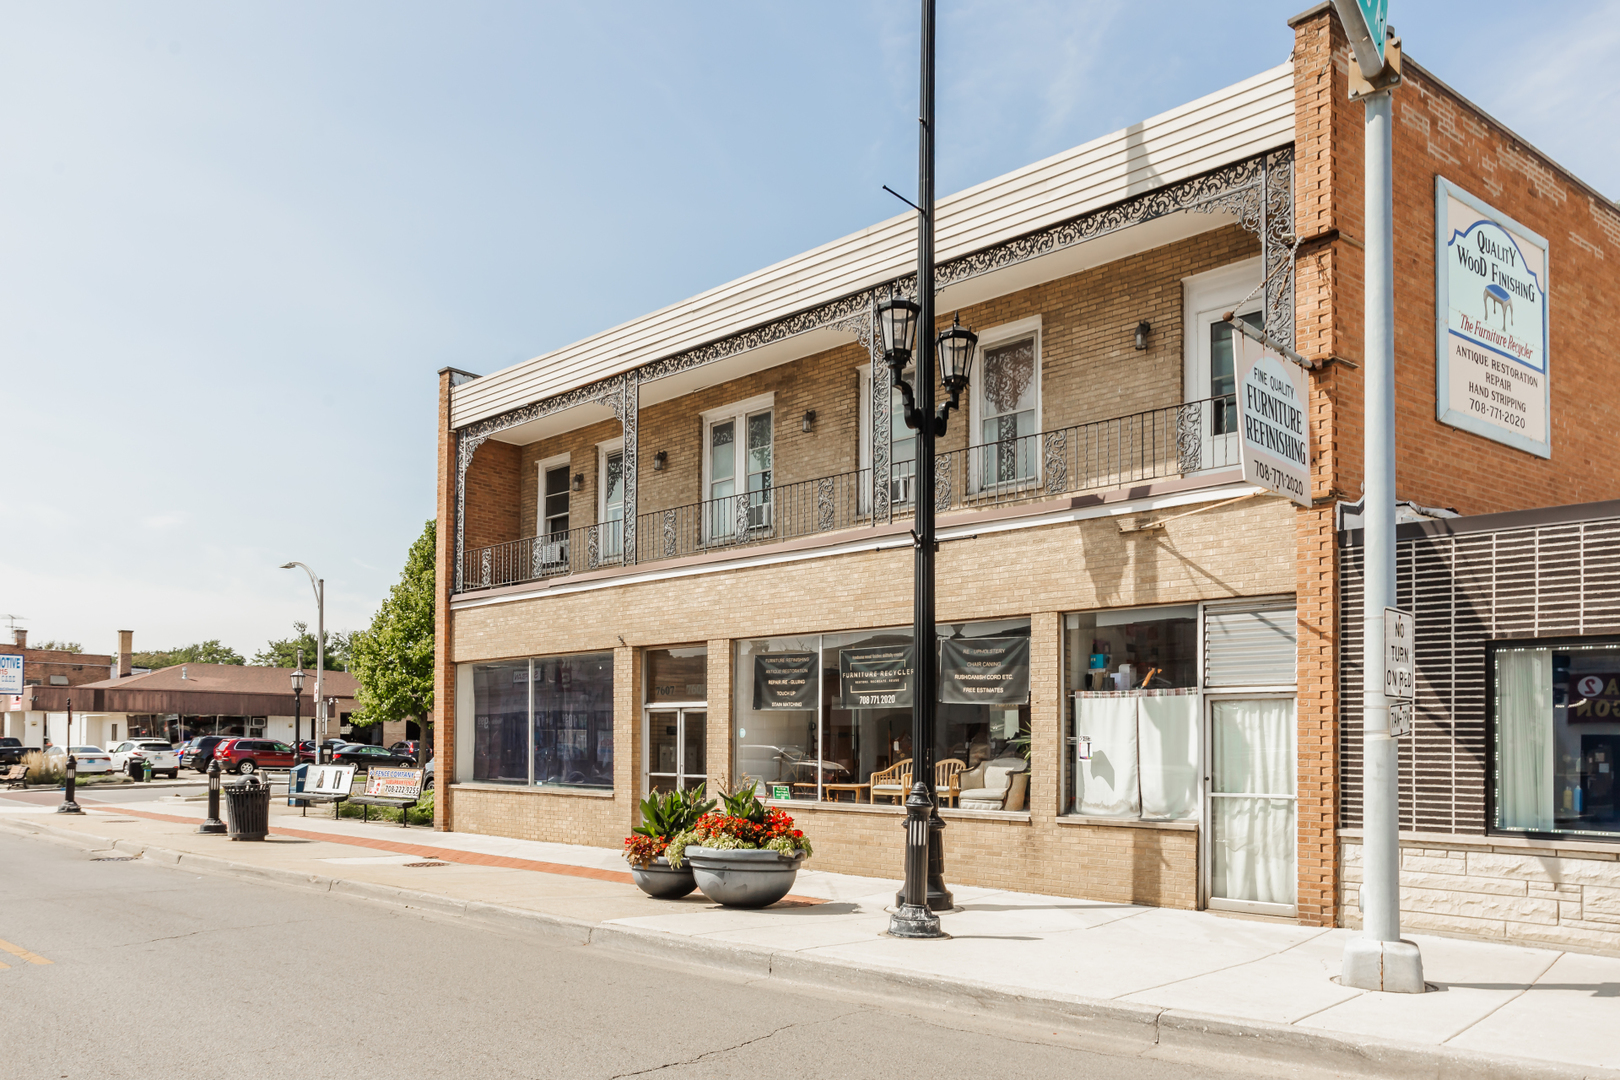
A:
[[198, 758, 226, 834], [57, 697, 83, 815], [290, 666, 306, 763], [884, 0, 979, 941]]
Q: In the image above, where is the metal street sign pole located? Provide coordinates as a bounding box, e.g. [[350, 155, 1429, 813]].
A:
[[1333, 0, 1423, 994]]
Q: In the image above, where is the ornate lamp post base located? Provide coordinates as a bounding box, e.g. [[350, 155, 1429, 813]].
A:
[[198, 759, 227, 834], [889, 785, 949, 938]]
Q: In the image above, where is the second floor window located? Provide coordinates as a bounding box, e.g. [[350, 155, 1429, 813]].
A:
[[543, 463, 569, 539], [974, 325, 1040, 489], [600, 444, 625, 557], [705, 396, 774, 540]]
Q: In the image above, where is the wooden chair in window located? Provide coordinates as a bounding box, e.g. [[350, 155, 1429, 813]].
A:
[[868, 758, 911, 804], [935, 758, 967, 808]]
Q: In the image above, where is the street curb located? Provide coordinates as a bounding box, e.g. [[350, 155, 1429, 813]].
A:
[[2, 816, 1612, 1080]]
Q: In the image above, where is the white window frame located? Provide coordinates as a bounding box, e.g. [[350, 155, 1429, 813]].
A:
[[700, 392, 775, 542], [597, 438, 625, 559], [1182, 259, 1262, 472], [858, 364, 918, 511], [968, 315, 1043, 494], [537, 453, 571, 537]]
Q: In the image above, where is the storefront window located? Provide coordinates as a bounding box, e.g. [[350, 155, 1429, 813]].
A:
[[473, 661, 530, 784], [1064, 605, 1199, 820], [733, 620, 1032, 809], [1494, 641, 1620, 840], [471, 653, 615, 789]]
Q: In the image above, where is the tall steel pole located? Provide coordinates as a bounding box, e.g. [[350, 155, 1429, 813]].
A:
[[281, 562, 327, 763], [1337, 16, 1424, 992], [890, 0, 951, 939]]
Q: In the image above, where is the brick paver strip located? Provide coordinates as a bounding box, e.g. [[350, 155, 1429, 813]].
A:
[[76, 801, 822, 904]]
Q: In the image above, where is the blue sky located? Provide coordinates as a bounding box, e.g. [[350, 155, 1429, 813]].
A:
[[2, 1, 1615, 658]]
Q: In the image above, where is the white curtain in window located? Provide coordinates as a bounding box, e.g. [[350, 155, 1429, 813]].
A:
[[1139, 693, 1199, 819], [1075, 695, 1138, 817], [1210, 698, 1295, 907], [1497, 649, 1554, 831]]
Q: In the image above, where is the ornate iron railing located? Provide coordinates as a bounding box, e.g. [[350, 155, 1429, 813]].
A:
[[456, 395, 1238, 592]]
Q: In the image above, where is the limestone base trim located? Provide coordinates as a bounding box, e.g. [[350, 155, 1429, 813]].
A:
[[1338, 832, 1620, 957]]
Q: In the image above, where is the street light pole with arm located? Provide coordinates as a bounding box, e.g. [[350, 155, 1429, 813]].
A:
[[281, 562, 325, 763]]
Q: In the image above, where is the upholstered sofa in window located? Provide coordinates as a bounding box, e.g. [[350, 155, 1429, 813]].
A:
[[955, 756, 1030, 811]]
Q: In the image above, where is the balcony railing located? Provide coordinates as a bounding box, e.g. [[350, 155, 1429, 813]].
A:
[[458, 394, 1238, 592]]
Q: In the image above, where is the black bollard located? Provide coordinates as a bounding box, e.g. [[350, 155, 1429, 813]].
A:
[[198, 758, 226, 834], [57, 754, 83, 815]]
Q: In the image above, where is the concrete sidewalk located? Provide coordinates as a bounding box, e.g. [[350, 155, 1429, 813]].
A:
[[3, 790, 1617, 1080]]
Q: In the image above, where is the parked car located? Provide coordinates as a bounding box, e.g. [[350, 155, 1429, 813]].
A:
[[109, 740, 180, 779], [182, 736, 230, 773], [330, 743, 418, 769], [0, 737, 25, 767], [423, 757, 434, 789], [59, 746, 116, 774], [388, 740, 431, 762], [212, 738, 297, 775]]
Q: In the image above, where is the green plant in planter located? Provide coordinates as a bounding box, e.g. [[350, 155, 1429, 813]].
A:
[[665, 781, 812, 868], [624, 786, 715, 868]]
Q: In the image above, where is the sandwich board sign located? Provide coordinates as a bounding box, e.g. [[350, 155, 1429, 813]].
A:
[[0, 655, 21, 696], [1235, 332, 1312, 506]]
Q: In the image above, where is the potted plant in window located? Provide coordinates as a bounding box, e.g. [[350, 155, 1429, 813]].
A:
[[666, 782, 813, 908], [624, 786, 715, 899]]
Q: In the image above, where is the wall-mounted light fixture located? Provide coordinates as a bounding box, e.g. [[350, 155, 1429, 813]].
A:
[[1134, 321, 1152, 351], [801, 410, 817, 433], [652, 450, 668, 471], [571, 473, 584, 492]]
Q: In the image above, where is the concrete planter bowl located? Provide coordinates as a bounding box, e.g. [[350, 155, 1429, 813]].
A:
[[630, 856, 697, 900], [685, 846, 807, 908]]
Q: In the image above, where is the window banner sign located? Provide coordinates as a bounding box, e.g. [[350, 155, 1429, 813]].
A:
[[837, 645, 914, 709], [752, 652, 818, 711], [1570, 674, 1620, 723], [1235, 332, 1311, 506], [939, 637, 1030, 704], [1435, 177, 1551, 458]]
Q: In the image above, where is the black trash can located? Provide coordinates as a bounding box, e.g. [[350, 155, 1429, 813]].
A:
[[224, 775, 271, 841]]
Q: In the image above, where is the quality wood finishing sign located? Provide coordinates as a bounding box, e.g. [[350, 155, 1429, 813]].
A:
[[1436, 177, 1551, 458]]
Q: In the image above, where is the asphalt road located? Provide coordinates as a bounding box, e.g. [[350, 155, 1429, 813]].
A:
[[0, 830, 1262, 1080]]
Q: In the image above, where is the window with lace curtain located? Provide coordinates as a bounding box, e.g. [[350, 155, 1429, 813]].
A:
[[970, 317, 1041, 491]]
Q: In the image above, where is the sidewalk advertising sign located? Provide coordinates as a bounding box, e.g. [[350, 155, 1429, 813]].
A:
[[752, 652, 817, 711], [0, 655, 21, 695], [938, 637, 1029, 704], [1235, 333, 1311, 506], [307, 764, 355, 796], [1383, 607, 1415, 700], [364, 767, 424, 800], [837, 644, 914, 708], [1435, 178, 1551, 459]]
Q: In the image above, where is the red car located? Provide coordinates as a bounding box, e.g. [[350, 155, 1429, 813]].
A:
[[213, 738, 298, 774]]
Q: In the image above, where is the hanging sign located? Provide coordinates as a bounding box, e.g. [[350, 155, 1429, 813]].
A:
[[1435, 178, 1551, 459], [837, 644, 914, 709], [1383, 607, 1415, 700], [752, 653, 817, 711], [0, 655, 21, 696], [939, 637, 1030, 704], [1235, 333, 1311, 506]]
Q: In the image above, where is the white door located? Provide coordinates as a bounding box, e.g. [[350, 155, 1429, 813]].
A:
[[1205, 696, 1297, 915]]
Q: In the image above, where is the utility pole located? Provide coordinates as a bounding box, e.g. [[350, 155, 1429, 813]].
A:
[[1332, 0, 1424, 994]]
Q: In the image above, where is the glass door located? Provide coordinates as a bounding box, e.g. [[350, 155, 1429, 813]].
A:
[[1206, 696, 1297, 915], [645, 708, 707, 795]]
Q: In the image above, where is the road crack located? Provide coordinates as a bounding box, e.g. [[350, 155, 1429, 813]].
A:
[[607, 1011, 859, 1078]]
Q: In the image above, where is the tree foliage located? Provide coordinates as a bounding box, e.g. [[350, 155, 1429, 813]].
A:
[[133, 640, 246, 669], [349, 520, 436, 728], [252, 622, 351, 672], [33, 640, 83, 653]]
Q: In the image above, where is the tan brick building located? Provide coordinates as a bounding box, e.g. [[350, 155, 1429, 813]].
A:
[[432, 6, 1620, 947]]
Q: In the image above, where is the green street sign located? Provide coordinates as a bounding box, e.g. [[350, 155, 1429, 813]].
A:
[[1332, 0, 1389, 78]]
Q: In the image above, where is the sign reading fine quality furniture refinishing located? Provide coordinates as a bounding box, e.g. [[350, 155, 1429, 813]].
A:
[[938, 637, 1030, 704], [752, 652, 817, 710], [837, 645, 914, 708], [1235, 333, 1311, 506], [1436, 177, 1550, 458]]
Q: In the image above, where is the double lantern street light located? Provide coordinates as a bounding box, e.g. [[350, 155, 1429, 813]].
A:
[[877, 0, 981, 940]]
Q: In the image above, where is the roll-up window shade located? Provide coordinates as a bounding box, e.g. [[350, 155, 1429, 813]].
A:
[[1205, 603, 1296, 687]]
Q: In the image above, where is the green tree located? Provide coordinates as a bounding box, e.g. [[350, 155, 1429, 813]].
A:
[[252, 622, 351, 672], [133, 640, 247, 669], [349, 521, 435, 753], [34, 640, 83, 653]]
